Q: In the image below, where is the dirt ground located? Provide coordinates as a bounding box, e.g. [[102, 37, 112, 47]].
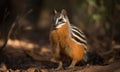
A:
[[0, 39, 120, 72]]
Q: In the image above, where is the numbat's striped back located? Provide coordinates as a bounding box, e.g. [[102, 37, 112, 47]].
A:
[[71, 25, 87, 50]]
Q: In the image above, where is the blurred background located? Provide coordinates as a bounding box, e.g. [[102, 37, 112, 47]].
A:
[[0, 0, 120, 71]]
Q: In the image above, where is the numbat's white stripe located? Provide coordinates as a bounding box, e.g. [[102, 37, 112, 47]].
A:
[[72, 26, 85, 37], [71, 32, 87, 43], [56, 23, 65, 28], [70, 26, 87, 50], [72, 29, 86, 39]]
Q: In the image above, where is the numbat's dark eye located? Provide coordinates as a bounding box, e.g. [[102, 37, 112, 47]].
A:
[[59, 19, 63, 22]]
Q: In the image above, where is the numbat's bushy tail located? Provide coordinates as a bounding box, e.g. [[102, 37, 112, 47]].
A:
[[50, 9, 88, 70]]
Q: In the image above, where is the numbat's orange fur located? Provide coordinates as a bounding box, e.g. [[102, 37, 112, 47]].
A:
[[50, 23, 85, 70]]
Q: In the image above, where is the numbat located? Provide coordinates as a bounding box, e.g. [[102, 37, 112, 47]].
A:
[[50, 9, 88, 70]]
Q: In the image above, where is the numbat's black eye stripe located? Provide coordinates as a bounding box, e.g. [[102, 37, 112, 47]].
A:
[[58, 19, 63, 21]]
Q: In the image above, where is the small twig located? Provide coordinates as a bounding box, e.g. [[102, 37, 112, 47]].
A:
[[0, 8, 10, 51]]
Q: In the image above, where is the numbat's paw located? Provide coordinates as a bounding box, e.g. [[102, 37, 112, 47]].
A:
[[54, 66, 63, 70], [66, 65, 74, 69]]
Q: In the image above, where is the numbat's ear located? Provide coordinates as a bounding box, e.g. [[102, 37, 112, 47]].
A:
[[54, 9, 57, 14], [61, 9, 67, 16]]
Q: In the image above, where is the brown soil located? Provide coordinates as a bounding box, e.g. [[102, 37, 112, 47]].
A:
[[0, 39, 120, 72]]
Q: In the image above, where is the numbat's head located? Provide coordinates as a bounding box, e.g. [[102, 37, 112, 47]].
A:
[[53, 9, 69, 28]]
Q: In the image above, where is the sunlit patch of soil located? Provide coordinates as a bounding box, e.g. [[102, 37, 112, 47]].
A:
[[7, 39, 39, 50]]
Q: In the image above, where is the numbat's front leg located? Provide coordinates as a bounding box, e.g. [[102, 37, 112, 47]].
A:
[[67, 59, 77, 69], [55, 61, 63, 70]]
